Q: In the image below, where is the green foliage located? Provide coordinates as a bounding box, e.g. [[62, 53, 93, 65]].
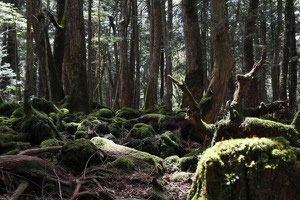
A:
[[0, 2, 26, 31], [0, 102, 19, 117]]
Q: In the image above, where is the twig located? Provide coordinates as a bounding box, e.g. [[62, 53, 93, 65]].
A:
[[83, 151, 101, 179], [53, 169, 63, 200], [18, 146, 62, 155], [10, 180, 29, 200]]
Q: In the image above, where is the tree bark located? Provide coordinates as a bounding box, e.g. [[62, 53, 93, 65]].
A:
[[119, 0, 130, 108], [204, 0, 235, 123], [182, 0, 204, 104], [144, 0, 162, 110], [63, 0, 89, 113], [271, 0, 282, 101], [134, 8, 141, 109], [243, 0, 259, 107]]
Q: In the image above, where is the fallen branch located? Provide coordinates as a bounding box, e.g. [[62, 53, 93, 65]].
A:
[[18, 146, 62, 155], [10, 180, 29, 200]]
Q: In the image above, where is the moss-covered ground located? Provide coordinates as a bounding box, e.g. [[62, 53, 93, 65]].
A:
[[0, 101, 299, 200]]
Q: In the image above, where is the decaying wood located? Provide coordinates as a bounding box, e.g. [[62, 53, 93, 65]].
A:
[[18, 146, 62, 155], [10, 180, 29, 200]]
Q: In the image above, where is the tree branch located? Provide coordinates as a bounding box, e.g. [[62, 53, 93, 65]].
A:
[[18, 146, 62, 155]]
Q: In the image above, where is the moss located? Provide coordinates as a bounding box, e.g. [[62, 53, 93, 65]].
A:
[[188, 137, 300, 200], [110, 157, 134, 173], [40, 138, 61, 148], [64, 122, 80, 135], [159, 131, 186, 158], [146, 189, 171, 200], [0, 141, 31, 155], [12, 107, 25, 118], [242, 117, 300, 147], [164, 155, 181, 173], [59, 138, 98, 173], [116, 107, 140, 120], [180, 156, 198, 172], [128, 123, 155, 139], [126, 137, 160, 156], [0, 102, 20, 117], [90, 108, 114, 119], [91, 137, 166, 175], [19, 109, 59, 145], [32, 98, 60, 114], [170, 172, 193, 182], [74, 131, 89, 139]]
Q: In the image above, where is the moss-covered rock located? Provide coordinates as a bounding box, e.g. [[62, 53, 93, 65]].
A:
[[59, 138, 99, 173], [64, 122, 80, 135], [19, 110, 59, 145], [170, 172, 193, 182], [188, 137, 300, 200], [91, 137, 166, 175], [90, 108, 114, 119], [128, 123, 155, 139], [32, 98, 60, 114], [164, 155, 181, 173], [159, 131, 186, 158], [0, 141, 31, 155], [180, 156, 198, 172], [146, 189, 171, 200], [109, 157, 135, 173], [0, 102, 20, 117], [12, 107, 25, 118], [126, 137, 160, 156], [40, 138, 61, 148], [116, 107, 140, 120]]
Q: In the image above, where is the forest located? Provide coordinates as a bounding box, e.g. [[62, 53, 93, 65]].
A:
[[0, 0, 299, 199]]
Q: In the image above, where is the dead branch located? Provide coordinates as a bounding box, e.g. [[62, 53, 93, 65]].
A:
[[10, 180, 29, 200], [245, 100, 289, 117], [18, 146, 62, 155]]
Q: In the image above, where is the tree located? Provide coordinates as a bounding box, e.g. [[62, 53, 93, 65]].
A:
[[182, 0, 204, 103], [243, 0, 259, 107], [63, 0, 89, 113], [144, 0, 162, 110]]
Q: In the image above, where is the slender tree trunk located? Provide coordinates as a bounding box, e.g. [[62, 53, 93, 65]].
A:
[[271, 0, 282, 101], [63, 0, 89, 113], [182, 0, 204, 103], [164, 0, 173, 111], [144, 0, 162, 110], [287, 0, 298, 114], [119, 0, 130, 108], [205, 0, 235, 123], [160, 0, 166, 101], [134, 9, 141, 109], [243, 0, 259, 107], [87, 0, 94, 102]]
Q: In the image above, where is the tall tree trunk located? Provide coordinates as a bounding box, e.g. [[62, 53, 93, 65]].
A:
[[144, 0, 162, 110], [271, 0, 282, 101], [160, 0, 166, 101], [243, 0, 259, 107], [204, 0, 235, 123], [182, 0, 204, 104], [63, 0, 89, 113], [164, 0, 173, 111], [119, 0, 130, 108], [87, 0, 94, 102], [134, 9, 141, 109], [287, 0, 298, 114]]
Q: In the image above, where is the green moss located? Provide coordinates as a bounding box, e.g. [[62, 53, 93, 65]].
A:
[[116, 107, 140, 120], [40, 138, 61, 148], [91, 137, 166, 175], [60, 138, 98, 172], [146, 189, 171, 200], [180, 156, 198, 172], [242, 117, 300, 147], [164, 155, 180, 173], [32, 98, 60, 114], [128, 123, 155, 139], [110, 157, 134, 173], [126, 137, 160, 156], [19, 109, 59, 145], [90, 108, 114, 119], [159, 131, 186, 158], [12, 107, 25, 118], [188, 137, 300, 200], [0, 141, 31, 155], [170, 172, 193, 182], [64, 122, 80, 134], [0, 102, 20, 117]]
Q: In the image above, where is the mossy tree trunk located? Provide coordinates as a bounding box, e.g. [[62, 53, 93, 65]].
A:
[[182, 0, 204, 104], [63, 0, 89, 113]]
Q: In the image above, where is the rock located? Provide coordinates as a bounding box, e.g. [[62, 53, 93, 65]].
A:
[[90, 108, 114, 119], [91, 137, 166, 175], [0, 102, 20, 117], [126, 137, 160, 156], [109, 157, 134, 173], [170, 172, 193, 182], [128, 123, 155, 139], [188, 137, 300, 200], [164, 155, 181, 173], [159, 131, 186, 158], [31, 98, 60, 114], [116, 107, 140, 120], [59, 138, 99, 173]]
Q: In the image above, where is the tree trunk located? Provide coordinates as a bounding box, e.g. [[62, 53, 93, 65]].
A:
[[182, 0, 204, 104], [63, 0, 89, 113], [287, 0, 298, 114], [87, 0, 94, 102], [144, 0, 162, 110], [243, 0, 259, 107], [160, 1, 165, 101], [204, 0, 236, 123], [271, 0, 282, 101], [119, 0, 130, 108]]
